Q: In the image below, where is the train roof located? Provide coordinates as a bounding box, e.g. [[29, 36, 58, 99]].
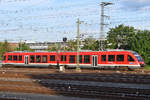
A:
[[5, 49, 135, 53]]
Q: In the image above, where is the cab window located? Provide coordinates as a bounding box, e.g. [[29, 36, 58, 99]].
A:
[[128, 55, 134, 61]]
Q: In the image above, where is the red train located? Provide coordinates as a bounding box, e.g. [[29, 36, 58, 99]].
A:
[[2, 50, 145, 69]]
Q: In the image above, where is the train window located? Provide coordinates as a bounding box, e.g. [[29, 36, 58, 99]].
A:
[[128, 55, 134, 61], [117, 55, 124, 61], [108, 55, 115, 61], [84, 55, 90, 64], [69, 55, 75, 63], [79, 55, 82, 63], [61, 55, 66, 61], [30, 55, 35, 63], [50, 55, 55, 61], [42, 55, 47, 63], [36, 55, 41, 63], [13, 55, 17, 61], [19, 56, 22, 61], [8, 55, 12, 61], [101, 55, 106, 61]]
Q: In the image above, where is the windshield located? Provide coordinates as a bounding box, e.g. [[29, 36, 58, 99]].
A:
[[135, 56, 143, 62], [131, 51, 139, 55], [131, 51, 144, 62]]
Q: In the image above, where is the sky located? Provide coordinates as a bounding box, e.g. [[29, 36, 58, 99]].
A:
[[0, 0, 150, 42]]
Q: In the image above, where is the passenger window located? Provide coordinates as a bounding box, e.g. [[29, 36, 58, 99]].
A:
[[69, 55, 75, 63], [108, 55, 115, 61], [61, 55, 67, 61], [128, 55, 134, 61], [30, 55, 35, 63], [42, 55, 47, 63], [13, 55, 17, 61], [79, 55, 82, 63], [8, 55, 12, 61], [101, 55, 106, 61], [117, 55, 124, 61], [84, 55, 90, 64], [50, 55, 55, 61], [19, 56, 22, 61], [36, 55, 41, 63]]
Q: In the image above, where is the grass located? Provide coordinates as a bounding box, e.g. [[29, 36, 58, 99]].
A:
[[144, 64, 150, 70]]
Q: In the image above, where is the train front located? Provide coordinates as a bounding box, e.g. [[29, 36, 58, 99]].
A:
[[1, 53, 6, 67], [132, 51, 145, 67]]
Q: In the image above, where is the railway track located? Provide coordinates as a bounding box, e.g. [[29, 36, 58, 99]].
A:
[[0, 68, 150, 99], [1, 72, 150, 84], [0, 77, 149, 99], [1, 68, 150, 84], [42, 83, 150, 100], [29, 73, 150, 84]]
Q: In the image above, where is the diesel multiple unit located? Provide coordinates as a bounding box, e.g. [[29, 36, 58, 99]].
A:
[[2, 50, 145, 69]]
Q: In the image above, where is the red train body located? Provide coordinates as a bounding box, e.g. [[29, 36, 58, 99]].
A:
[[2, 50, 145, 69]]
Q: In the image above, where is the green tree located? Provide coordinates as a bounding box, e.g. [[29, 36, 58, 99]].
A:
[[47, 43, 59, 51], [66, 40, 77, 51], [17, 42, 30, 51], [107, 24, 136, 49], [0, 40, 10, 60], [82, 37, 99, 51], [107, 24, 150, 64], [130, 30, 150, 64]]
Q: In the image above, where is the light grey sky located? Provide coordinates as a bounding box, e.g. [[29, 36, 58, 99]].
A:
[[0, 0, 150, 42]]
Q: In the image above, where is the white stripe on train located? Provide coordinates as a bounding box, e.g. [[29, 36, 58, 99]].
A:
[[2, 63, 140, 69]]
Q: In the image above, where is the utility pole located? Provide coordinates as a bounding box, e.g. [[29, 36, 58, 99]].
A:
[[76, 18, 83, 71], [100, 2, 113, 50]]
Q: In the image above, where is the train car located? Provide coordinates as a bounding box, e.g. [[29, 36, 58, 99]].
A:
[[2, 50, 145, 69], [2, 51, 58, 67]]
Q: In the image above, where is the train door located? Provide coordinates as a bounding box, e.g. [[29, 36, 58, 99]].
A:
[[92, 55, 98, 67], [24, 55, 29, 64]]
